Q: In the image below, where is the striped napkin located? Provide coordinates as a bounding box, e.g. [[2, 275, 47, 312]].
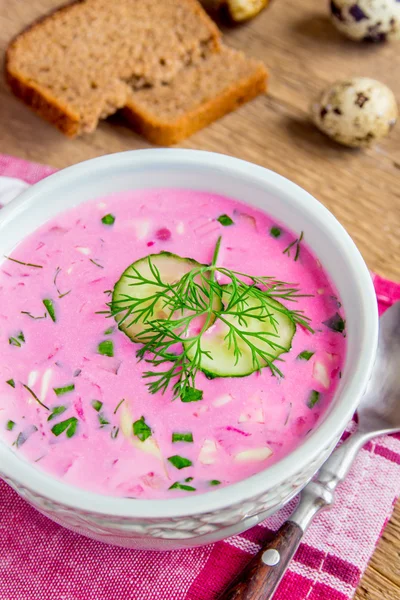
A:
[[0, 153, 399, 600]]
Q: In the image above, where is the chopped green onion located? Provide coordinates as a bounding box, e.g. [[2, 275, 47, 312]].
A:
[[98, 340, 114, 357], [210, 480, 221, 486], [172, 432, 193, 443], [307, 390, 320, 409], [185, 477, 194, 482], [104, 326, 115, 335], [14, 432, 27, 448], [168, 455, 193, 470], [6, 420, 15, 431], [102, 214, 115, 225], [12, 425, 38, 448], [9, 332, 25, 347], [47, 406, 67, 421], [323, 313, 345, 333], [91, 400, 103, 412], [111, 426, 119, 439], [53, 384, 75, 396], [133, 416, 152, 442], [217, 214, 234, 226], [114, 398, 125, 414], [6, 379, 15, 388], [270, 226, 282, 238], [169, 481, 196, 492], [98, 413, 110, 427], [297, 351, 315, 361], [43, 299, 56, 322], [51, 417, 78, 438], [181, 387, 203, 403]]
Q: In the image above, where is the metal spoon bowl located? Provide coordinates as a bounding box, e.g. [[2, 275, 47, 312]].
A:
[[220, 301, 400, 600]]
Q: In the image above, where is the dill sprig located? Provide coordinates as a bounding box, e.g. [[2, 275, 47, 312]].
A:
[[109, 237, 313, 399]]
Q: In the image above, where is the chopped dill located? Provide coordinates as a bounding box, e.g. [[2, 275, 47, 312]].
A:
[[283, 231, 304, 261], [4, 256, 43, 269], [54, 267, 71, 299]]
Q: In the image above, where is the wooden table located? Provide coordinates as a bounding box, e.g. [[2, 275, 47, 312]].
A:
[[1, 1, 399, 598]]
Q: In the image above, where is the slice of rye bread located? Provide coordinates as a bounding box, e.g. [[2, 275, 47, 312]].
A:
[[5, 0, 221, 137], [5, 0, 267, 143], [124, 46, 267, 145]]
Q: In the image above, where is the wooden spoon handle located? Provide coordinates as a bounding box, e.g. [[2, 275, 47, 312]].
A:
[[219, 521, 303, 600]]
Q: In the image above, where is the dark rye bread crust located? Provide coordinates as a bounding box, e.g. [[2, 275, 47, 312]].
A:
[[124, 51, 268, 145], [6, 0, 86, 136], [5, 0, 267, 143], [5, 0, 221, 137]]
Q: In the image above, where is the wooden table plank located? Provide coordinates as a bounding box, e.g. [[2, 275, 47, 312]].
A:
[[0, 1, 399, 599]]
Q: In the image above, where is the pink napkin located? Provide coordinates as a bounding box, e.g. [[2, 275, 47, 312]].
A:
[[0, 153, 399, 600]]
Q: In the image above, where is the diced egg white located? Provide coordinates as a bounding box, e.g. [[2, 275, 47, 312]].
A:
[[140, 472, 165, 489], [238, 406, 265, 424], [213, 393, 233, 407], [97, 202, 107, 209], [234, 447, 273, 462], [120, 405, 133, 438], [40, 368, 53, 400], [313, 361, 330, 389], [176, 222, 185, 234], [193, 404, 209, 417], [238, 395, 264, 424], [76, 247, 91, 256], [134, 219, 150, 240], [235, 212, 257, 230], [131, 437, 163, 460], [194, 220, 220, 237], [199, 439, 217, 465], [28, 370, 38, 387]]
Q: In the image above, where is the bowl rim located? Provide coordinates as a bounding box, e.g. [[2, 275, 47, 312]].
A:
[[0, 148, 378, 519]]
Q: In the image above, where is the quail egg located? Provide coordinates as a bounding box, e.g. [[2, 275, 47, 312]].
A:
[[311, 77, 398, 147], [330, 0, 400, 42]]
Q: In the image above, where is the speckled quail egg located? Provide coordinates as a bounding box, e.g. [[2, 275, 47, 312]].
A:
[[311, 77, 398, 147], [330, 0, 400, 42]]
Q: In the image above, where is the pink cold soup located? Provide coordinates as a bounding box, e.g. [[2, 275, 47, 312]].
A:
[[0, 189, 346, 498]]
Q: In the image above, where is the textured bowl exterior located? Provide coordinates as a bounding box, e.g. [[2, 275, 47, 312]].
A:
[[1, 435, 339, 549], [0, 150, 378, 550]]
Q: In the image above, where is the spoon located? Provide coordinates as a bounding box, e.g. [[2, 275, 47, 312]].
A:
[[220, 301, 400, 600]]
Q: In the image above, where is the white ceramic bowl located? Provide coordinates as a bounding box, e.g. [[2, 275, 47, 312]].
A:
[[0, 149, 378, 550]]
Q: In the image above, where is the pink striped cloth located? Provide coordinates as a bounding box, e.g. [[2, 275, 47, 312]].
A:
[[0, 153, 399, 600]]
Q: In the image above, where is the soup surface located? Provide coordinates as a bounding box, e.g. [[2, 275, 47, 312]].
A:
[[0, 189, 346, 498]]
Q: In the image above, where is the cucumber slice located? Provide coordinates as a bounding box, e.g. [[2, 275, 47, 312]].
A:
[[112, 252, 221, 342], [185, 286, 295, 377]]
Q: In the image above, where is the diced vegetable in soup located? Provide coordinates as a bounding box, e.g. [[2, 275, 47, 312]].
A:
[[0, 189, 346, 498]]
